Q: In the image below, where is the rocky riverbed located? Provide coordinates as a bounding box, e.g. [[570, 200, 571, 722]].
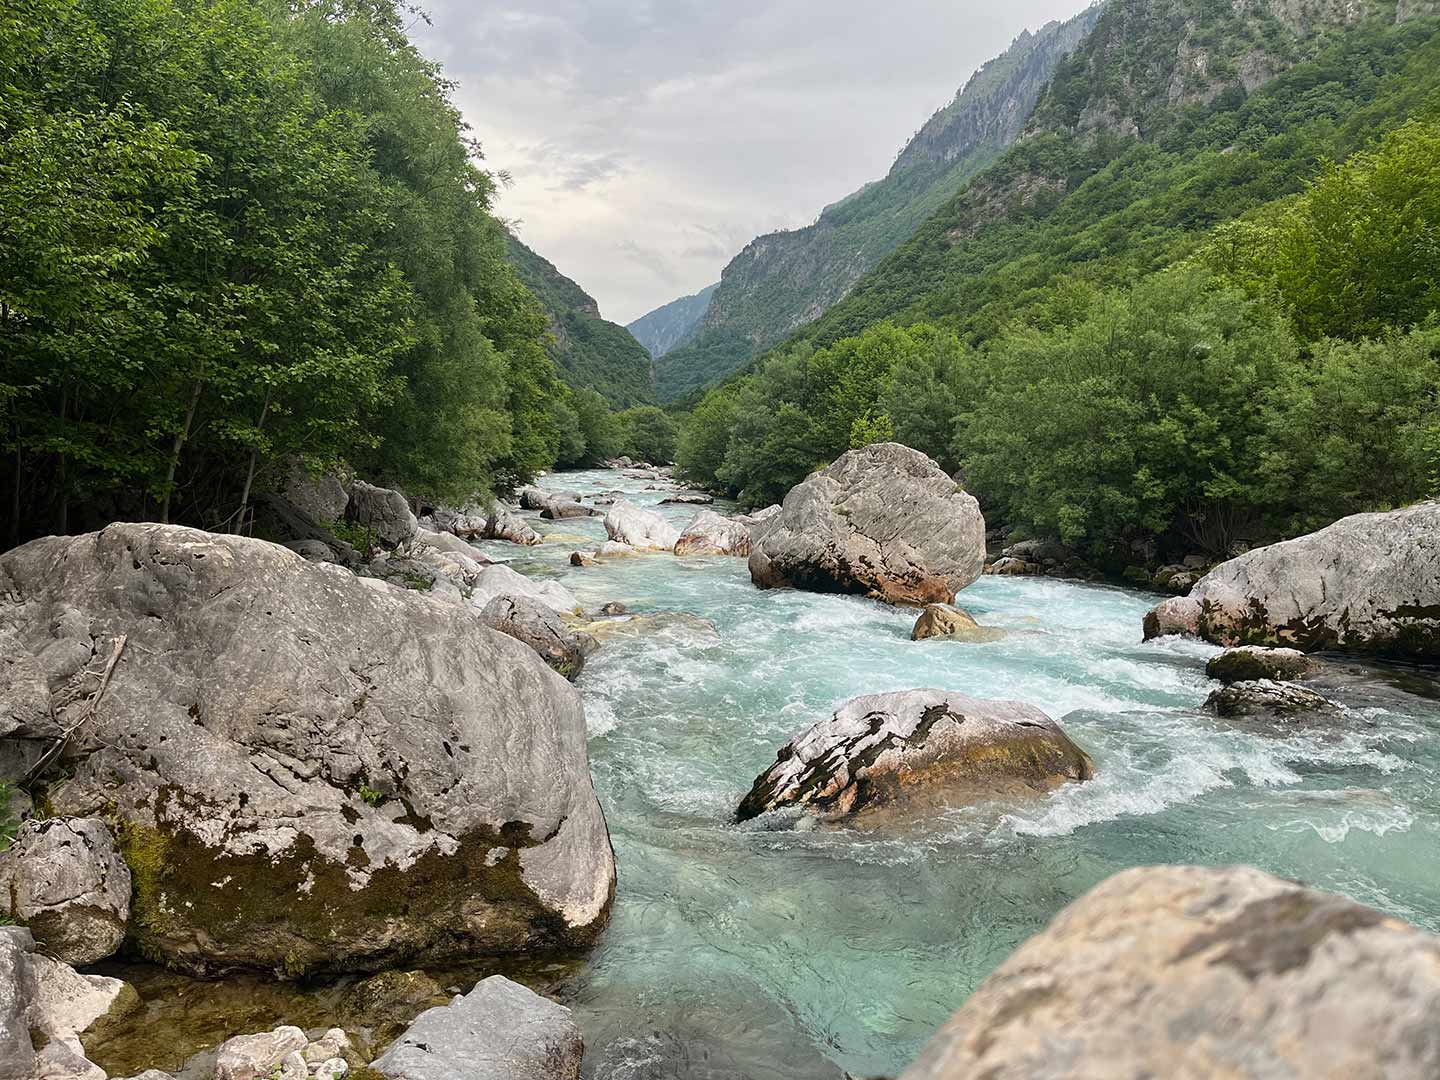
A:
[[5, 463, 1440, 1079]]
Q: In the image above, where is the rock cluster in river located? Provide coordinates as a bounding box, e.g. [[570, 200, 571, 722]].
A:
[[1145, 501, 1440, 658], [737, 689, 1093, 823], [604, 499, 681, 552], [748, 443, 986, 605], [898, 864, 1440, 1079], [0, 523, 614, 977]]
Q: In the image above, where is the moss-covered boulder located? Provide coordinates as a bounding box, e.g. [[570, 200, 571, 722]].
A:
[[0, 524, 614, 978], [736, 689, 1092, 824], [1206, 646, 1317, 684], [910, 604, 1007, 643]]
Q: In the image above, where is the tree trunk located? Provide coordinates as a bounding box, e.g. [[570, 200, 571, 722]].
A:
[[161, 379, 204, 525], [233, 389, 273, 533]]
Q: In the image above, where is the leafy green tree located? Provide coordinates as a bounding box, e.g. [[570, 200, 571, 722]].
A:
[[571, 387, 624, 464], [617, 406, 678, 465], [675, 384, 740, 488]]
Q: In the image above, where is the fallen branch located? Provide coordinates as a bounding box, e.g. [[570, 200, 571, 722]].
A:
[[23, 633, 128, 787]]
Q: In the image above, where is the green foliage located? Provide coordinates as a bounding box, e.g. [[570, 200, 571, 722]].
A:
[[616, 406, 678, 465], [358, 784, 385, 807], [0, 784, 17, 853], [0, 0, 589, 545], [506, 235, 656, 409]]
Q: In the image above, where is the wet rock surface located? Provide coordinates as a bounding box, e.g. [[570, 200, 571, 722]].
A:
[[674, 512, 753, 558], [748, 443, 986, 605], [1205, 679, 1341, 719], [604, 501, 681, 552], [1207, 645, 1317, 684], [737, 689, 1093, 823], [898, 865, 1440, 1079], [910, 604, 1006, 644]]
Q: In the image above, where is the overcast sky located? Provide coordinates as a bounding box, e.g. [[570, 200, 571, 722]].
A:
[[411, 1, 1087, 325]]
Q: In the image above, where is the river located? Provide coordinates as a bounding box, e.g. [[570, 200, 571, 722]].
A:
[[468, 468, 1440, 1078]]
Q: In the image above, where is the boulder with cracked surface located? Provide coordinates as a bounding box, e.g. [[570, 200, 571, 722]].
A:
[[736, 689, 1092, 823], [0, 817, 131, 965], [468, 564, 583, 617], [1143, 501, 1440, 658], [0, 524, 614, 977], [345, 481, 418, 549], [604, 500, 680, 552], [674, 511, 752, 557], [748, 443, 985, 605], [481, 595, 586, 680], [1205, 679, 1340, 719], [371, 975, 582, 1080], [482, 502, 540, 546], [898, 865, 1440, 1079]]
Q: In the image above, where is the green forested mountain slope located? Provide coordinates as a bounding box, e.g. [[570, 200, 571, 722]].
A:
[[677, 0, 1440, 562], [652, 4, 1104, 402], [795, 0, 1440, 348], [627, 283, 718, 359], [506, 235, 656, 408]]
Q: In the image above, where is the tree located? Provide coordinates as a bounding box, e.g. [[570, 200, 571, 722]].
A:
[[617, 406, 678, 465]]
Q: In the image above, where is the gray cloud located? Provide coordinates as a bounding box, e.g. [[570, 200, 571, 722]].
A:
[[413, 0, 1090, 324]]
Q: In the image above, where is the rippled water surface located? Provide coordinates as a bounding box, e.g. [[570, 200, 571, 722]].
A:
[[480, 470, 1440, 1079]]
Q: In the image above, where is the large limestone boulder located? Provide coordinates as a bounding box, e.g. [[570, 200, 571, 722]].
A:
[[0, 926, 139, 1080], [736, 689, 1093, 824], [345, 481, 419, 549], [0, 817, 131, 965], [372, 975, 583, 1080], [0, 524, 614, 977], [674, 511, 752, 557], [1143, 502, 1440, 658], [604, 500, 681, 552], [276, 458, 350, 525], [469, 564, 583, 617], [748, 444, 985, 605], [898, 865, 1440, 1080], [483, 503, 540, 546], [481, 596, 586, 681]]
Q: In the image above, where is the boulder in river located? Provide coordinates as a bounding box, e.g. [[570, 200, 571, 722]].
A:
[[736, 689, 1093, 823], [674, 511, 752, 557], [1206, 645, 1317, 684], [371, 975, 582, 1080], [570, 611, 720, 646], [481, 595, 586, 680], [469, 563, 583, 616], [0, 816, 131, 965], [911, 604, 1006, 644], [1204, 679, 1340, 719], [1143, 502, 1440, 659], [660, 493, 713, 505], [0, 524, 614, 977], [897, 864, 1440, 1080], [748, 443, 986, 605], [483, 502, 541, 546], [604, 499, 681, 552], [345, 481, 418, 549], [541, 499, 598, 520]]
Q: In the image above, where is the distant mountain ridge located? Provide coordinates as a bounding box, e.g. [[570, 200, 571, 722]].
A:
[[505, 235, 655, 408], [651, 2, 1105, 402], [627, 282, 718, 359]]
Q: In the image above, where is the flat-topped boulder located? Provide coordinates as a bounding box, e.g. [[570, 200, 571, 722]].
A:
[[898, 865, 1440, 1079], [748, 443, 986, 605], [0, 817, 131, 965], [1206, 645, 1317, 684], [736, 689, 1092, 824], [1144, 502, 1440, 659], [469, 564, 583, 616], [372, 975, 582, 1080], [675, 511, 753, 557], [0, 524, 614, 977], [604, 499, 681, 552]]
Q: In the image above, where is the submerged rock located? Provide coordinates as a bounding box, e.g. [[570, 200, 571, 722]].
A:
[[339, 970, 447, 1045], [674, 511, 752, 557], [0, 524, 614, 977], [481, 595, 586, 680], [1205, 679, 1340, 719], [0, 816, 131, 965], [1143, 501, 1440, 658], [910, 604, 1006, 644], [345, 482, 418, 549], [371, 975, 582, 1080], [898, 865, 1440, 1079], [570, 611, 720, 645], [748, 443, 986, 605], [736, 689, 1093, 823], [1206, 645, 1317, 684], [604, 500, 681, 552]]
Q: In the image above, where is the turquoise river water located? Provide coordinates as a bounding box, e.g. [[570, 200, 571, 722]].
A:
[[465, 469, 1440, 1079]]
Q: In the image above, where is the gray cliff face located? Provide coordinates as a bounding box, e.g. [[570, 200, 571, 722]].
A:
[[0, 523, 615, 977], [626, 283, 718, 360], [652, 5, 1105, 401]]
